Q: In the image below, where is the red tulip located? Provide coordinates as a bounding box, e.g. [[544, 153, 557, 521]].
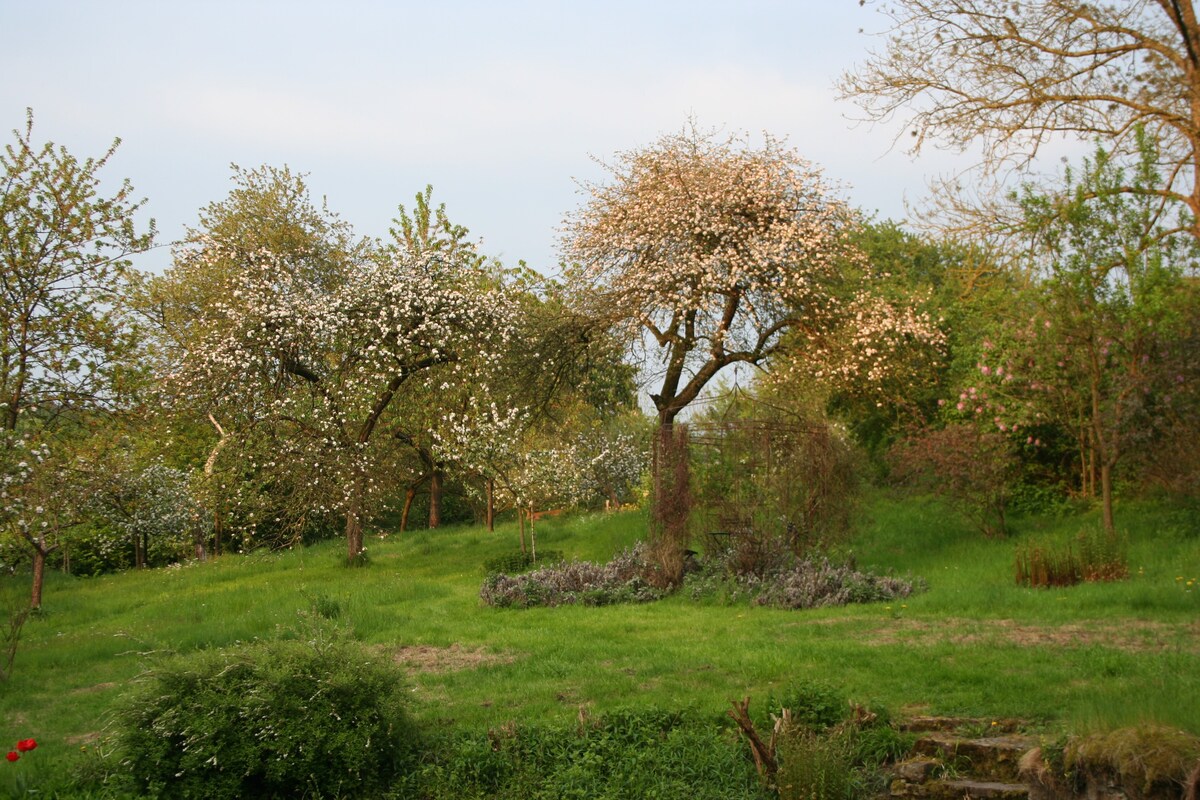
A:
[[15, 739, 36, 752], [4, 752, 17, 763]]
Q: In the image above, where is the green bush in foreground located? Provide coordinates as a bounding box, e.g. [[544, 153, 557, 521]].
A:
[[110, 626, 419, 799]]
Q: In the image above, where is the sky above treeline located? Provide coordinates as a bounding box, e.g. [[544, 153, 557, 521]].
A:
[[2, 1, 1078, 275]]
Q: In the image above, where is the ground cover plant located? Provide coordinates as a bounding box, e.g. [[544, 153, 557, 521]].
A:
[[0, 495, 1197, 797], [1022, 724, 1200, 800]]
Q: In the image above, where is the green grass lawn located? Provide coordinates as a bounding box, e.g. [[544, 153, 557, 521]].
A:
[[1, 492, 1198, 794]]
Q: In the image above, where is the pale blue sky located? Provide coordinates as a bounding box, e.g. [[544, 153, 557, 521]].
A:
[[1, 1, 1037, 273]]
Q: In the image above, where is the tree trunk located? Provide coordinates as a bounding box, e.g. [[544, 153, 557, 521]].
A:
[[400, 486, 417, 533], [345, 514, 364, 563], [518, 508, 527, 554], [205, 413, 228, 559], [1089, 360, 1116, 535], [486, 478, 495, 531], [529, 504, 537, 562], [193, 514, 207, 561], [212, 506, 222, 557], [1099, 461, 1116, 536], [345, 478, 366, 563], [1087, 429, 1097, 498], [1077, 428, 1089, 497], [428, 468, 444, 529], [30, 547, 46, 610], [649, 422, 691, 588]]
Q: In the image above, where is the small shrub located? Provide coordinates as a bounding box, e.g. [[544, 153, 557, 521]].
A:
[[754, 559, 923, 610], [302, 590, 342, 620], [480, 543, 666, 608], [766, 681, 847, 731], [111, 626, 419, 799], [846, 722, 914, 768], [770, 695, 906, 800], [890, 423, 1019, 538], [1076, 528, 1129, 582]]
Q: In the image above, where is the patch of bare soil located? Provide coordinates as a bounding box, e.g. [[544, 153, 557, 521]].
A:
[[390, 643, 517, 673], [850, 618, 1200, 653], [65, 732, 101, 746], [71, 681, 117, 694]]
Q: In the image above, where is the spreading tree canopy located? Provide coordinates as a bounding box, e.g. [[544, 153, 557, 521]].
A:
[[840, 0, 1200, 239], [561, 125, 864, 427]]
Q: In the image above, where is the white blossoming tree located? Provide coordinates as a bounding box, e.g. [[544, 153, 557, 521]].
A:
[[562, 125, 944, 578], [1, 110, 153, 607], [86, 456, 202, 568], [166, 237, 518, 563], [436, 405, 646, 554]]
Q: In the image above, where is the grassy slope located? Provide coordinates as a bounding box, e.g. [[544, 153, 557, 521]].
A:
[[1, 493, 1197, 791]]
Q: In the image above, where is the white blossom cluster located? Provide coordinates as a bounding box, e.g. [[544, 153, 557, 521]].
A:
[[435, 402, 646, 512], [792, 291, 947, 401]]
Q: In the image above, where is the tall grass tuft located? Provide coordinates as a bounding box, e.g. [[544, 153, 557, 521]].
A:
[[776, 727, 858, 800], [1015, 527, 1129, 587]]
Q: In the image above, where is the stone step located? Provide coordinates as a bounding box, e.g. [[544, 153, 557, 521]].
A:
[[939, 778, 1030, 799], [889, 776, 1030, 799], [902, 716, 1022, 734], [914, 732, 1037, 783]]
